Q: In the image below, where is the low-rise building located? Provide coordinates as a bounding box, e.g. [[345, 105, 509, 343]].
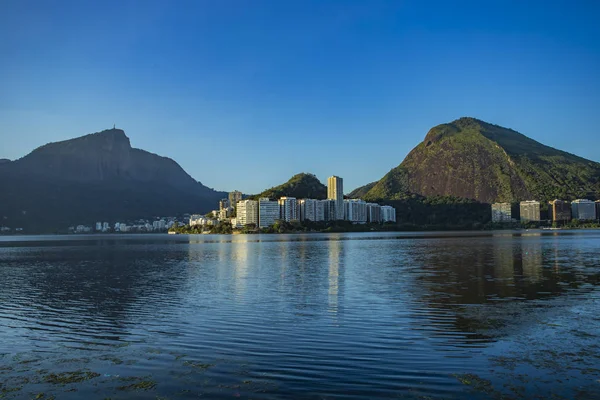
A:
[[259, 198, 280, 228], [381, 206, 396, 223], [548, 200, 571, 222], [237, 199, 259, 226], [596, 201, 600, 221], [520, 201, 541, 222], [571, 199, 596, 220], [491, 203, 512, 223]]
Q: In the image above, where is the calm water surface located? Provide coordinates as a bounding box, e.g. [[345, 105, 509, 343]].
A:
[[1, 231, 599, 399]]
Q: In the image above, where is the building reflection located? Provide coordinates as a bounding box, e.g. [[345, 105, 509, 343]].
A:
[[328, 239, 342, 315]]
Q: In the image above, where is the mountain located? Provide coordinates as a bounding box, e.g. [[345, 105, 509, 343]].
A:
[[360, 117, 600, 203], [0, 128, 226, 232], [249, 173, 326, 200]]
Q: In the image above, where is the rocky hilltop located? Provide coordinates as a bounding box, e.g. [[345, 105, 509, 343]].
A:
[[0, 128, 226, 232], [356, 118, 600, 203], [250, 173, 327, 200]]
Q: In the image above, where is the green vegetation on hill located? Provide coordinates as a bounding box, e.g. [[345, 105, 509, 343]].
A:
[[249, 173, 326, 200], [347, 181, 377, 199], [362, 117, 600, 203]]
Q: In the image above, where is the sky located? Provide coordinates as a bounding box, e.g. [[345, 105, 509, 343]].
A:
[[1, 0, 599, 194]]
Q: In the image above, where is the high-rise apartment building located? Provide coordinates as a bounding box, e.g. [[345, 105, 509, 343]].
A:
[[219, 198, 230, 210], [520, 201, 541, 222], [548, 200, 571, 222], [491, 203, 512, 223], [344, 199, 367, 223], [571, 199, 596, 220], [366, 203, 381, 223], [298, 199, 318, 221], [381, 206, 396, 223], [315, 200, 326, 222], [237, 200, 258, 226], [321, 199, 337, 222], [229, 191, 243, 213], [258, 198, 280, 228], [327, 176, 344, 220], [278, 197, 298, 222]]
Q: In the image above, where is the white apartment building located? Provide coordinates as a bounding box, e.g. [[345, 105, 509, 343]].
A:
[[571, 199, 596, 220], [237, 200, 259, 226], [315, 200, 326, 222], [190, 215, 217, 227], [95, 222, 102, 231], [381, 206, 396, 223], [344, 199, 368, 223], [327, 176, 344, 220], [259, 198, 280, 228], [491, 203, 512, 223], [278, 197, 298, 221], [298, 199, 318, 221], [366, 203, 381, 223]]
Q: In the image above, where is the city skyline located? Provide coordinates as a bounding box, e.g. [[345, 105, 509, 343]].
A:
[[1, 1, 600, 194]]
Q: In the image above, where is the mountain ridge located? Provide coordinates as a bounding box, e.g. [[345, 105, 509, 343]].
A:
[[360, 117, 600, 203], [0, 128, 227, 232]]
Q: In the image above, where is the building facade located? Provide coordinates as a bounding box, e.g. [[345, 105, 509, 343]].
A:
[[315, 200, 326, 222], [297, 199, 318, 221], [520, 201, 541, 222], [549, 200, 571, 222], [366, 203, 382, 223], [571, 199, 596, 220], [327, 176, 344, 220], [278, 197, 298, 222], [219, 198, 230, 210], [259, 198, 280, 228], [381, 206, 396, 223], [344, 199, 368, 223], [237, 200, 258, 226], [229, 191, 243, 212], [596, 201, 600, 221], [321, 199, 337, 222], [491, 203, 512, 223]]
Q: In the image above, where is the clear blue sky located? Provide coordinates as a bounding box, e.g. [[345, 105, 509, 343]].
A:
[[1, 0, 599, 193]]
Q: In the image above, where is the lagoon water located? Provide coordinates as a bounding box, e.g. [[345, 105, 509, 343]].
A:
[[1, 231, 599, 399]]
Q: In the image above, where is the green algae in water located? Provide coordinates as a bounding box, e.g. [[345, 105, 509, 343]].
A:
[[183, 361, 214, 370], [453, 373, 495, 394], [117, 380, 157, 391], [44, 370, 101, 385]]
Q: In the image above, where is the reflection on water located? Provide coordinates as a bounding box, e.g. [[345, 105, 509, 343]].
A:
[[328, 239, 342, 315], [0, 231, 599, 399]]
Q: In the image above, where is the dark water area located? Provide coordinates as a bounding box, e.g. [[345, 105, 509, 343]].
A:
[[1, 231, 599, 399]]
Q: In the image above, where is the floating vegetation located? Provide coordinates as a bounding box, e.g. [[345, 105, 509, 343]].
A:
[[98, 355, 124, 365], [183, 361, 214, 370], [453, 373, 496, 395], [0, 386, 22, 397], [33, 393, 55, 400], [44, 370, 101, 385], [117, 380, 157, 391]]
